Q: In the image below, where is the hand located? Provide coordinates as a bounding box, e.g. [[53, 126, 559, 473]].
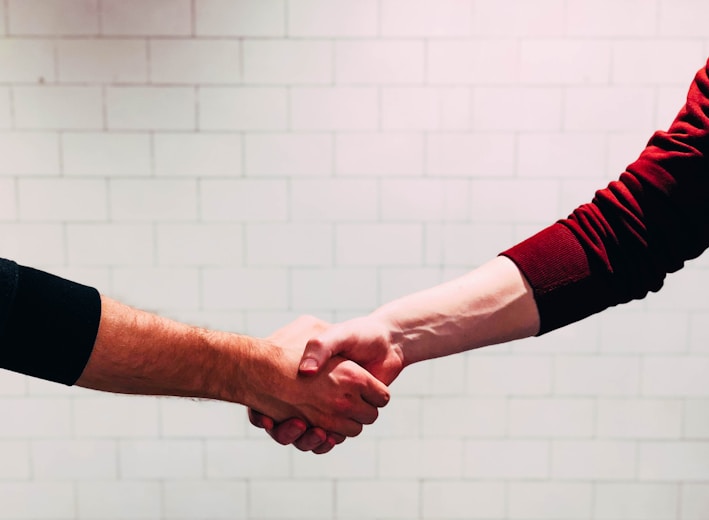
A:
[[299, 314, 405, 385], [244, 316, 390, 448]]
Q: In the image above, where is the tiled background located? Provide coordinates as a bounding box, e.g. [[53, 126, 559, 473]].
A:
[[1, 0, 709, 518]]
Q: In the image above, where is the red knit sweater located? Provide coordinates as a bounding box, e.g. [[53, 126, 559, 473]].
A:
[[503, 58, 709, 334]]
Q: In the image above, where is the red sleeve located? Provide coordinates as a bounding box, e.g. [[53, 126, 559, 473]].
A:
[[502, 58, 709, 334]]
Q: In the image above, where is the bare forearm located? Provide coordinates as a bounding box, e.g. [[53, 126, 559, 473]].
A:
[[373, 256, 540, 366], [75, 295, 252, 403]]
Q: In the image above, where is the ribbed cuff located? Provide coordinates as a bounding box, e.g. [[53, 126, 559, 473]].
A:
[[0, 266, 101, 385], [500, 223, 612, 335]]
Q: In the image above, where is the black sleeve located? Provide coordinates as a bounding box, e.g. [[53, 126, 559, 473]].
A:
[[0, 258, 101, 385]]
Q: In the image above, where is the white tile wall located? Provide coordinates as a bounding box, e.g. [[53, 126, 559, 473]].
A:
[[0, 1, 707, 518]]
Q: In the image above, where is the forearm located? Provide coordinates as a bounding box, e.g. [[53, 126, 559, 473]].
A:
[[372, 256, 540, 366], [76, 295, 257, 404]]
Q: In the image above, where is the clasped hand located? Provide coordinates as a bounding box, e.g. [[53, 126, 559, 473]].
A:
[[252, 315, 404, 454]]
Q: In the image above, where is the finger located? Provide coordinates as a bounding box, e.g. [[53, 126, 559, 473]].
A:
[[312, 437, 337, 455], [268, 418, 309, 445], [349, 402, 379, 426], [248, 409, 274, 432], [299, 336, 336, 375], [328, 433, 346, 445], [293, 428, 328, 452], [361, 375, 391, 408]]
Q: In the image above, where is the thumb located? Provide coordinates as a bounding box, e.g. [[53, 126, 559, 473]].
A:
[[299, 335, 337, 375]]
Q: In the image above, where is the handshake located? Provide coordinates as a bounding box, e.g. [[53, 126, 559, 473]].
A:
[[245, 312, 406, 455]]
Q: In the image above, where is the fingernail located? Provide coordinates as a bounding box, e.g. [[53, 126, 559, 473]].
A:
[[300, 358, 318, 371], [285, 423, 304, 438]]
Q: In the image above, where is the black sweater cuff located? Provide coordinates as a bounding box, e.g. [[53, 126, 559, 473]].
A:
[[0, 262, 101, 385]]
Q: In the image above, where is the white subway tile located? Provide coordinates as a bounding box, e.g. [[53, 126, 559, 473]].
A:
[[473, 87, 562, 131], [0, 398, 71, 438], [0, 223, 65, 266], [77, 481, 161, 519], [0, 441, 29, 478], [555, 356, 640, 396], [157, 223, 243, 266], [0, 371, 27, 396], [681, 483, 709, 520], [63, 132, 151, 176], [336, 224, 422, 266], [160, 397, 245, 437], [14, 86, 103, 130], [422, 481, 505, 519], [684, 399, 709, 438], [509, 398, 595, 438], [109, 179, 197, 221], [424, 223, 515, 267], [164, 481, 247, 520], [382, 87, 471, 130], [612, 41, 705, 85], [381, 179, 469, 221], [291, 268, 377, 310], [381, 0, 473, 37], [336, 41, 424, 84], [32, 439, 117, 479], [293, 439, 377, 478], [600, 310, 689, 353], [0, 89, 10, 129], [200, 179, 287, 221], [518, 133, 606, 178], [195, 0, 285, 37], [243, 40, 331, 84], [112, 267, 200, 311], [595, 482, 678, 520], [474, 0, 564, 36], [199, 87, 287, 130], [642, 357, 709, 397], [0, 39, 54, 82], [427, 40, 518, 84], [0, 179, 16, 220], [423, 397, 506, 437], [250, 480, 333, 519], [246, 223, 332, 266], [566, 0, 657, 36], [427, 133, 515, 176], [107, 87, 195, 130], [74, 396, 159, 437], [9, 0, 99, 35], [379, 438, 463, 478], [245, 134, 332, 176], [645, 267, 709, 311], [657, 86, 690, 129], [207, 439, 289, 478], [565, 87, 655, 132], [336, 480, 419, 519], [466, 355, 552, 396], [597, 398, 683, 439], [120, 439, 203, 479], [464, 440, 549, 478], [336, 133, 423, 176], [101, 0, 191, 36], [291, 87, 377, 130], [520, 40, 611, 84], [18, 178, 107, 221], [508, 482, 593, 520], [552, 440, 636, 479], [150, 39, 240, 84], [364, 396, 421, 438], [379, 267, 442, 303], [57, 39, 147, 83], [660, 0, 709, 37], [0, 482, 74, 519], [290, 179, 378, 221], [67, 224, 154, 266], [288, 0, 377, 37], [202, 267, 287, 310], [470, 179, 560, 224], [155, 133, 242, 177], [639, 441, 709, 480]]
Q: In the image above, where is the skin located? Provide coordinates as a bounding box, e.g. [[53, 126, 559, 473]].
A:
[[76, 295, 390, 439], [250, 256, 541, 452]]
